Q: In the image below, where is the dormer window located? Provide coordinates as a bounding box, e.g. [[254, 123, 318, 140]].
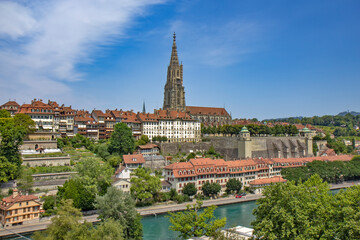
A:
[[132, 158, 137, 162]]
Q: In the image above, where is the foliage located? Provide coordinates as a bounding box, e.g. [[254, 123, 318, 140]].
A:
[[136, 135, 150, 146], [0, 156, 17, 182], [152, 136, 168, 142], [57, 134, 94, 150], [168, 200, 226, 239], [95, 186, 142, 240], [33, 199, 124, 240], [169, 188, 178, 201], [186, 152, 196, 160], [281, 158, 360, 184], [225, 178, 242, 194], [252, 174, 360, 239], [130, 167, 161, 202], [202, 182, 221, 198], [13, 114, 36, 135], [105, 154, 122, 168], [202, 123, 299, 136], [57, 157, 113, 210], [0, 109, 11, 118], [24, 165, 73, 175], [108, 123, 135, 156], [183, 183, 197, 197]]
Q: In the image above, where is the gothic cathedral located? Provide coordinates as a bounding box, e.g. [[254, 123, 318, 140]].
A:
[[163, 33, 186, 111]]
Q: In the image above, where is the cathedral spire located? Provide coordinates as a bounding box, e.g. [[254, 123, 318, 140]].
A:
[[170, 32, 179, 66]]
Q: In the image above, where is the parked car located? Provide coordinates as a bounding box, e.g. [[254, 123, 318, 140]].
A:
[[240, 192, 247, 196], [235, 195, 242, 198]]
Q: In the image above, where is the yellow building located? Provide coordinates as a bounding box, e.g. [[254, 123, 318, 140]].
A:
[[0, 189, 41, 227]]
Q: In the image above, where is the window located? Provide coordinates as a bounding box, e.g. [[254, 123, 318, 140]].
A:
[[19, 203, 21, 206]]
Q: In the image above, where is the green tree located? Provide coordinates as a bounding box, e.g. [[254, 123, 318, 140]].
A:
[[33, 199, 124, 240], [13, 113, 36, 134], [183, 183, 197, 197], [33, 199, 83, 240], [168, 200, 226, 239], [0, 156, 17, 182], [252, 175, 335, 239], [95, 186, 142, 240], [130, 167, 161, 202], [136, 135, 150, 146], [108, 123, 135, 156], [0, 109, 11, 118], [57, 157, 113, 210], [225, 178, 242, 194], [202, 182, 221, 198]]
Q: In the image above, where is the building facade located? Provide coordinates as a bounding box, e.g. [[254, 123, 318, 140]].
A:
[[0, 101, 20, 116], [186, 106, 232, 126], [163, 155, 352, 194], [0, 190, 41, 227], [163, 33, 186, 111]]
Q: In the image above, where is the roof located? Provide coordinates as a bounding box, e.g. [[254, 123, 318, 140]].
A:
[[123, 154, 145, 164], [137, 143, 159, 149], [92, 110, 106, 117], [1, 101, 20, 107], [1, 191, 39, 210], [249, 176, 286, 185], [186, 106, 230, 117]]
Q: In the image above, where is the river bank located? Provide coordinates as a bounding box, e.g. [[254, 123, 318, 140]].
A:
[[1, 180, 358, 238]]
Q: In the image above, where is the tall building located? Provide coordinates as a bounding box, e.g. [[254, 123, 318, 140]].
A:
[[163, 33, 186, 111]]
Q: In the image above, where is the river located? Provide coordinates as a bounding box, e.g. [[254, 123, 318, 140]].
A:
[[4, 189, 342, 240]]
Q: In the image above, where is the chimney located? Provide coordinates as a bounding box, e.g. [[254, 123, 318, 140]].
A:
[[12, 189, 19, 198]]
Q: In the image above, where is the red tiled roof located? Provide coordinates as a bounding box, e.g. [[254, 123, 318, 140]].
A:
[[186, 106, 230, 117], [249, 176, 286, 185], [1, 101, 20, 107], [1, 192, 39, 210], [92, 110, 106, 117], [123, 154, 145, 164]]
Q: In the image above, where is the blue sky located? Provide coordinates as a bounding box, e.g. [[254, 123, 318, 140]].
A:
[[0, 0, 359, 120]]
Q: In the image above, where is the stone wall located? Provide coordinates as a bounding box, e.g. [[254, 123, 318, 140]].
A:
[[160, 142, 212, 155], [22, 156, 71, 167], [20, 140, 58, 150], [144, 155, 167, 169], [160, 136, 312, 160]]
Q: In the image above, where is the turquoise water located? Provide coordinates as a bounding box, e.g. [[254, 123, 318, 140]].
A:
[[5, 189, 344, 240], [141, 201, 257, 240]]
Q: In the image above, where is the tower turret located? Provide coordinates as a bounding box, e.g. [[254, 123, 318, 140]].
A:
[[163, 33, 186, 111]]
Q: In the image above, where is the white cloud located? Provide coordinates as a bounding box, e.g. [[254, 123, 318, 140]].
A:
[[0, 0, 164, 103]]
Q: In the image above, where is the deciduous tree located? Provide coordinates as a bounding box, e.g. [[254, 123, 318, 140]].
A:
[[183, 183, 197, 197], [130, 167, 161, 202], [225, 178, 242, 194], [95, 186, 142, 240], [168, 200, 226, 239], [108, 123, 135, 156]]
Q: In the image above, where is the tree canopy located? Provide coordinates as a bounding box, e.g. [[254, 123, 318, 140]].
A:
[[168, 200, 226, 239], [108, 123, 135, 156], [225, 178, 242, 194], [95, 186, 142, 240], [183, 183, 197, 197], [0, 114, 35, 181], [252, 174, 360, 239], [33, 199, 124, 240], [57, 157, 113, 210], [202, 182, 221, 198], [130, 167, 161, 202]]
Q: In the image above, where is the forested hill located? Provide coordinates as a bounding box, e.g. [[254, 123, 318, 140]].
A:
[[265, 113, 360, 127], [338, 111, 360, 116]]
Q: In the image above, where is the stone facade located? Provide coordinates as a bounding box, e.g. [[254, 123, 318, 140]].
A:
[[163, 33, 186, 111], [161, 134, 314, 160]]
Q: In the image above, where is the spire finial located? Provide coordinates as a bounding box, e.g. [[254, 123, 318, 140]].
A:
[[173, 32, 176, 42]]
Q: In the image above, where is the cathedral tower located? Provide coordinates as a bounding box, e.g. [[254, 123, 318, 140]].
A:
[[163, 33, 186, 111]]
